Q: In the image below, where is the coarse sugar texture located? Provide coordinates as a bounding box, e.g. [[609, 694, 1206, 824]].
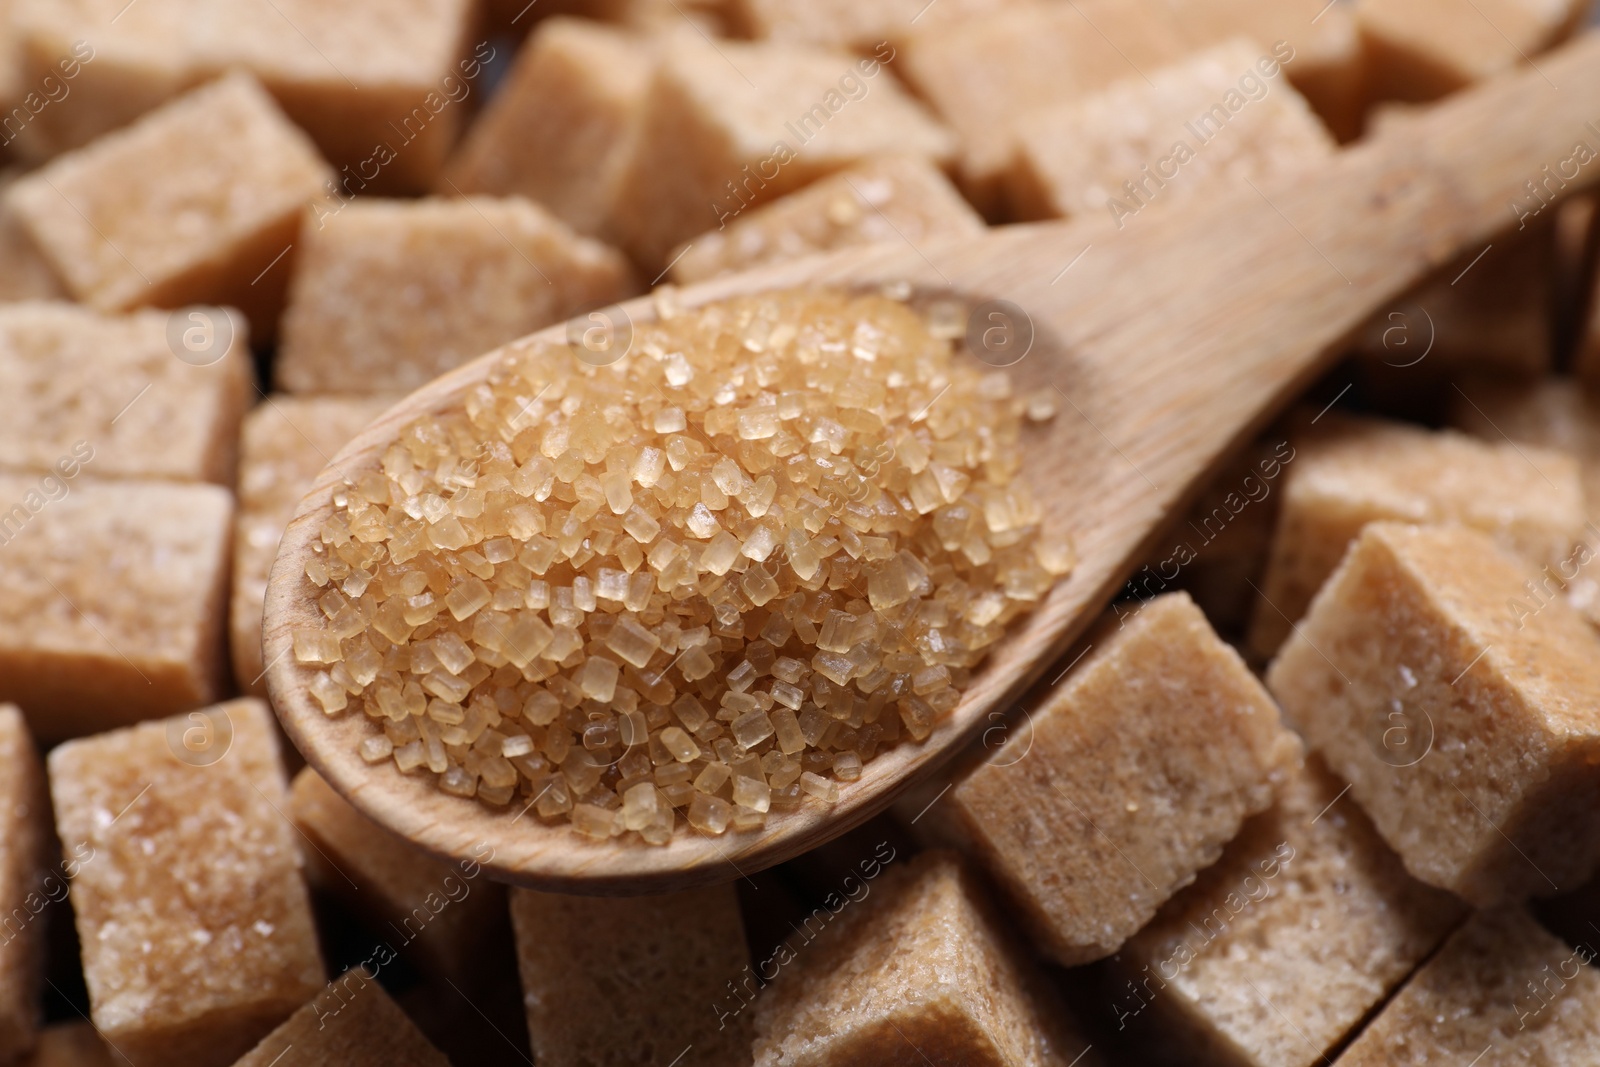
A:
[[751, 851, 1098, 1067], [0, 302, 252, 485], [0, 705, 46, 1064], [923, 592, 1301, 966], [1267, 522, 1600, 905], [1336, 907, 1600, 1065], [510, 883, 751, 1067], [291, 288, 1070, 845], [1115, 755, 1465, 1067], [0, 473, 233, 743], [47, 699, 326, 1067], [4, 72, 331, 337]]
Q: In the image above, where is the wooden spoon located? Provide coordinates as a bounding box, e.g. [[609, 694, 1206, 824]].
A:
[[266, 33, 1600, 894]]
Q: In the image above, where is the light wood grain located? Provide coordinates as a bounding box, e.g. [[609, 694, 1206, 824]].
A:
[[266, 32, 1600, 894]]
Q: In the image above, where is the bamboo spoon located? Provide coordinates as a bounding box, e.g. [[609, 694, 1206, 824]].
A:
[[266, 33, 1600, 894]]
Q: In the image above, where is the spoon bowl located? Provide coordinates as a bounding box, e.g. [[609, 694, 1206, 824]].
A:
[[266, 33, 1600, 894]]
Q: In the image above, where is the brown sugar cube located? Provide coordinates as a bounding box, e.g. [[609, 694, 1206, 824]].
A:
[[728, 0, 1014, 51], [1267, 522, 1600, 905], [48, 699, 325, 1067], [670, 154, 985, 283], [0, 706, 47, 1063], [1161, 0, 1367, 141], [1113, 756, 1465, 1067], [511, 882, 752, 1067], [896, 0, 1187, 212], [231, 969, 449, 1067], [610, 35, 956, 268], [289, 768, 504, 982], [0, 174, 64, 303], [751, 851, 1097, 1067], [4, 73, 331, 335], [232, 396, 393, 694], [0, 474, 232, 743], [18, 1023, 116, 1067], [11, 0, 477, 193], [1448, 377, 1600, 628], [442, 18, 656, 239], [0, 303, 251, 485], [1009, 40, 1335, 223], [50, 700, 326, 1067], [1357, 0, 1574, 103], [922, 592, 1300, 966], [1248, 415, 1585, 659], [1337, 907, 1600, 1063], [275, 196, 635, 395]]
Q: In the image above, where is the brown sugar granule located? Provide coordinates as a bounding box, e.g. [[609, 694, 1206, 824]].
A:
[[1267, 522, 1600, 905], [1336, 907, 1600, 1064], [751, 850, 1098, 1067], [1114, 755, 1465, 1067], [48, 699, 326, 1067], [233, 396, 398, 694], [288, 767, 504, 983], [0, 705, 47, 1064], [290, 288, 1070, 844], [230, 969, 450, 1067], [0, 302, 252, 485], [918, 592, 1300, 966], [510, 883, 751, 1067], [0, 473, 233, 743]]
